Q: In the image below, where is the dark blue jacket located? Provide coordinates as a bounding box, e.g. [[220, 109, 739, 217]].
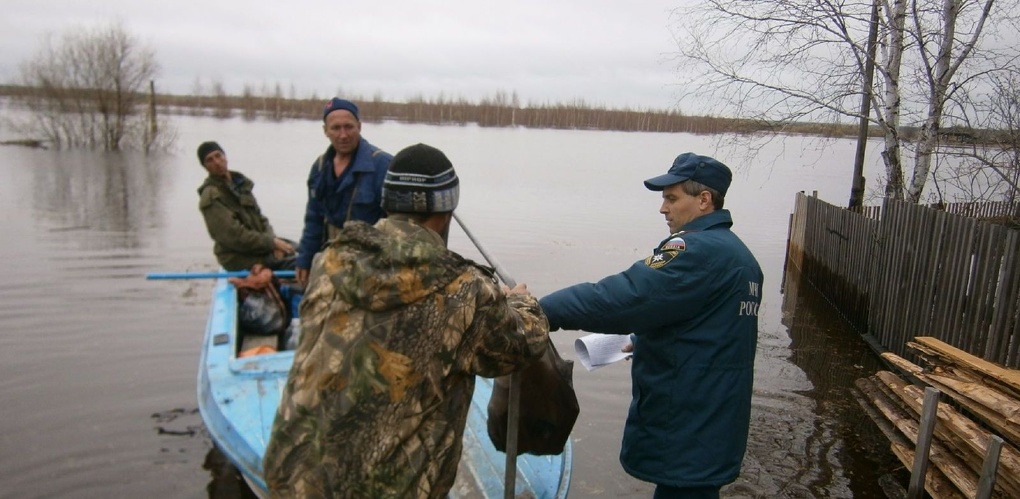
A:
[[539, 209, 763, 488], [297, 138, 392, 269]]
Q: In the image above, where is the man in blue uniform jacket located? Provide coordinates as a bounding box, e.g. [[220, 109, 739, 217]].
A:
[[539, 152, 764, 499], [295, 98, 393, 287]]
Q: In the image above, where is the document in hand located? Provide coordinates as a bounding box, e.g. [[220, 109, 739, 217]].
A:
[[573, 333, 633, 371]]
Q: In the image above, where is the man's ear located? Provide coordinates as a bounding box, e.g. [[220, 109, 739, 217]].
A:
[[699, 190, 714, 210]]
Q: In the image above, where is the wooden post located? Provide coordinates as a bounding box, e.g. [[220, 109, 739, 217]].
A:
[[975, 435, 1004, 499], [907, 388, 940, 498], [503, 373, 521, 499]]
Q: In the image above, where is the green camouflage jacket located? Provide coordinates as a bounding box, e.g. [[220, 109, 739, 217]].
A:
[[263, 217, 549, 498], [198, 171, 277, 271]]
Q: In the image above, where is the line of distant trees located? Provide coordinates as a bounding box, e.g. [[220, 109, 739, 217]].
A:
[[147, 86, 864, 137], [6, 82, 1001, 143], [3, 80, 869, 137]]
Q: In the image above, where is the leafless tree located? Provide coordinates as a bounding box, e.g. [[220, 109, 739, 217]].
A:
[[210, 80, 232, 119], [670, 0, 1018, 203], [240, 84, 257, 121], [188, 77, 207, 117], [11, 21, 173, 151], [269, 82, 285, 121], [934, 69, 1020, 203]]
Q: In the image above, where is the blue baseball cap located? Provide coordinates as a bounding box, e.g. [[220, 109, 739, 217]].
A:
[[322, 97, 360, 122], [643, 152, 732, 196]]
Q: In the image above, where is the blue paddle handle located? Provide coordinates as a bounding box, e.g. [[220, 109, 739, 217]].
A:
[[146, 270, 296, 280]]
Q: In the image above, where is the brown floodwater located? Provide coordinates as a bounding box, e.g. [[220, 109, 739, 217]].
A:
[[0, 111, 901, 497]]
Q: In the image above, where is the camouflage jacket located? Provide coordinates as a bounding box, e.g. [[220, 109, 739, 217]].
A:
[[263, 217, 549, 498], [198, 171, 277, 271]]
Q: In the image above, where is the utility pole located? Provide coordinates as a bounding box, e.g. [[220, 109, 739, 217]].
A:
[[849, 0, 880, 211]]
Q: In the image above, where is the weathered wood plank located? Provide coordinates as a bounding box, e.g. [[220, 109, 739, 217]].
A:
[[925, 373, 1020, 425], [873, 370, 1020, 497], [882, 351, 1020, 446], [907, 341, 1020, 402], [888, 441, 967, 499], [897, 383, 1020, 496], [860, 374, 990, 498], [914, 337, 1020, 396]]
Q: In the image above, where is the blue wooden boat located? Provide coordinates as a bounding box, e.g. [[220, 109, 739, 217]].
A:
[[197, 277, 572, 498]]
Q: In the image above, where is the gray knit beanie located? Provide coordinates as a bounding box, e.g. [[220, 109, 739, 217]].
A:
[[381, 143, 460, 214]]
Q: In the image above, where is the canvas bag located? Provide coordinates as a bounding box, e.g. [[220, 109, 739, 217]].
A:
[[486, 339, 580, 456]]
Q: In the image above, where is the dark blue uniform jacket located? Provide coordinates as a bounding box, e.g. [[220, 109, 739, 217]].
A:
[[539, 209, 763, 488], [297, 138, 392, 269]]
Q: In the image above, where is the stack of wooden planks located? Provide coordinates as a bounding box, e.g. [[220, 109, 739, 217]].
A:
[[853, 336, 1020, 499]]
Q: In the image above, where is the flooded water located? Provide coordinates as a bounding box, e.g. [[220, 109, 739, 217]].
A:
[[0, 110, 901, 497]]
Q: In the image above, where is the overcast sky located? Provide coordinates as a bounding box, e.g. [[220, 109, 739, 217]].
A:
[[0, 0, 689, 111]]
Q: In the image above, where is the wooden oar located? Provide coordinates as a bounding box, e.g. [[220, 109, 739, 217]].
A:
[[453, 213, 522, 499], [146, 270, 296, 280]]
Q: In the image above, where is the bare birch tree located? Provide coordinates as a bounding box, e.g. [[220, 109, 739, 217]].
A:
[[12, 21, 171, 151], [904, 0, 998, 202], [670, 0, 1017, 203]]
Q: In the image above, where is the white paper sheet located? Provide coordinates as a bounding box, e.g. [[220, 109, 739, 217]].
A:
[[573, 333, 633, 371]]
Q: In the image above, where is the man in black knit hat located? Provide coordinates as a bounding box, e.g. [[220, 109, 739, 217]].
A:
[[196, 141, 296, 271], [264, 143, 550, 498]]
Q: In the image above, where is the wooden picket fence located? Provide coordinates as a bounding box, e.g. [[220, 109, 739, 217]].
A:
[[787, 192, 1020, 368]]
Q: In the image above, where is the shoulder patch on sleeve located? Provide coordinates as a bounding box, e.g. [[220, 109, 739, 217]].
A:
[[644, 250, 679, 269], [659, 235, 686, 252]]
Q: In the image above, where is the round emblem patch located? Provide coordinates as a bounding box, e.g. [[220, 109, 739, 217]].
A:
[[644, 250, 679, 269]]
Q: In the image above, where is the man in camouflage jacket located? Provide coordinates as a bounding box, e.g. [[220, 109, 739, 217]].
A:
[[196, 141, 296, 271], [263, 143, 549, 498]]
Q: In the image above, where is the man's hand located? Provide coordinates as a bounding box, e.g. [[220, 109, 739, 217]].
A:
[[272, 238, 295, 259], [273, 237, 295, 254], [504, 283, 531, 296], [296, 268, 309, 287]]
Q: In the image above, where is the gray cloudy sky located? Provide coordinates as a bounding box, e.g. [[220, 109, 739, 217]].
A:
[[0, 0, 687, 111]]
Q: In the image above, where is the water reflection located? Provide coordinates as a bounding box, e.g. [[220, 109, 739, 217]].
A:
[[203, 446, 258, 499], [30, 149, 166, 250], [766, 261, 904, 497], [151, 407, 258, 498]]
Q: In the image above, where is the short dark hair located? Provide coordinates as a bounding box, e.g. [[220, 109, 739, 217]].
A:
[[680, 180, 725, 210]]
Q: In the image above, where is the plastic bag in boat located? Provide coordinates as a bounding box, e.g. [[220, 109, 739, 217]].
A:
[[238, 291, 287, 336], [230, 264, 288, 336]]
